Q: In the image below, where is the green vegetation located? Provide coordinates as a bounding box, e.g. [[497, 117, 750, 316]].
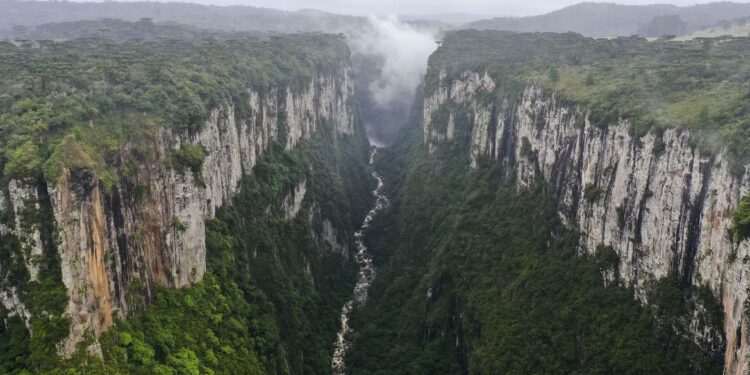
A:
[[0, 34, 349, 183], [547, 64, 560, 82], [346, 105, 723, 374], [595, 244, 619, 270], [3, 126, 370, 374], [39, 274, 271, 374], [732, 196, 750, 242], [40, 128, 372, 374], [583, 183, 603, 202], [171, 217, 187, 232], [427, 30, 750, 173], [171, 144, 206, 183], [648, 277, 726, 371], [0, 33, 370, 374], [0, 185, 70, 374]]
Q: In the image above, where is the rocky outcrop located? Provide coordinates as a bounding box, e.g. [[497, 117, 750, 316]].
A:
[[0, 181, 43, 329], [6, 180, 44, 281], [424, 71, 750, 374], [0, 287, 31, 329], [308, 203, 349, 259], [0, 63, 357, 356], [282, 178, 307, 221]]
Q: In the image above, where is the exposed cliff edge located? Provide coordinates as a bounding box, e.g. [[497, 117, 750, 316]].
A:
[[0, 64, 357, 356], [423, 70, 749, 373]]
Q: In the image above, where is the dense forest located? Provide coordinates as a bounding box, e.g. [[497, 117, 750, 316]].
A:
[[0, 33, 374, 374], [345, 92, 724, 375], [427, 30, 750, 171], [0, 34, 350, 182], [343, 30, 750, 374]]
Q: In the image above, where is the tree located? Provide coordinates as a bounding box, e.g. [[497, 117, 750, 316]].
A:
[[732, 196, 750, 242], [548, 65, 560, 82], [167, 348, 201, 375], [585, 72, 594, 86]]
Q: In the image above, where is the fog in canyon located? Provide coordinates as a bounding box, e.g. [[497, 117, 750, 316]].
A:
[[348, 16, 438, 145]]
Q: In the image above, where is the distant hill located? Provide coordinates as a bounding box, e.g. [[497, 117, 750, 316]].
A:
[[677, 16, 750, 39], [400, 13, 491, 25], [0, 0, 364, 34], [0, 18, 265, 41], [466, 2, 750, 37]]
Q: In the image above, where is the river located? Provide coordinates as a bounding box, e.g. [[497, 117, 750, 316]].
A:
[[331, 148, 388, 375]]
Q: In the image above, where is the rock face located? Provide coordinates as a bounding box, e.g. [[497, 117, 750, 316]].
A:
[[5, 180, 44, 282], [0, 181, 44, 330], [0, 63, 356, 356], [282, 178, 307, 221], [424, 71, 750, 374]]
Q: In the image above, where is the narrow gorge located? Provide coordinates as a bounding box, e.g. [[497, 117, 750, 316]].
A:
[[332, 148, 388, 374], [1, 18, 750, 375], [345, 31, 750, 375], [0, 35, 373, 373]]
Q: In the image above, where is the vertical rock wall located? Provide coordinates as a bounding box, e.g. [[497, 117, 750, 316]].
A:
[[0, 63, 357, 356], [424, 71, 750, 374]]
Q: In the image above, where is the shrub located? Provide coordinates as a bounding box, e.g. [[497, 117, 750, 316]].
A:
[[172, 217, 187, 232], [583, 184, 603, 202], [585, 72, 594, 86], [167, 348, 200, 375], [43, 135, 96, 182], [732, 196, 750, 242], [520, 137, 534, 159], [129, 338, 155, 365], [653, 135, 666, 155], [650, 277, 685, 318], [4, 141, 43, 179], [596, 244, 619, 269], [118, 332, 133, 346], [171, 145, 206, 183], [548, 65, 560, 82]]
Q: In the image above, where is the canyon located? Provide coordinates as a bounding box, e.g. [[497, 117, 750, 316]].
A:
[[0, 35, 370, 373], [424, 72, 748, 373], [0, 22, 749, 375]]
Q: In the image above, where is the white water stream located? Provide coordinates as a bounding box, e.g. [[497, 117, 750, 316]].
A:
[[331, 148, 388, 374]]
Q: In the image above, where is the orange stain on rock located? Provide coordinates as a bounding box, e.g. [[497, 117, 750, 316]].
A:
[[87, 186, 113, 332]]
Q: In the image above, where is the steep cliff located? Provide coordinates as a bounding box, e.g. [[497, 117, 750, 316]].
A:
[[425, 75, 748, 372], [47, 65, 355, 355], [0, 34, 368, 372], [348, 31, 748, 374], [418, 32, 750, 373]]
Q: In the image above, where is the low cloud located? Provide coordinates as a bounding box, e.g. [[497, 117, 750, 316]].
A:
[[350, 16, 437, 110]]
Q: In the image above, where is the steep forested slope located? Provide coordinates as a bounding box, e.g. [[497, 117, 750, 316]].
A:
[[347, 31, 750, 374], [0, 34, 373, 374]]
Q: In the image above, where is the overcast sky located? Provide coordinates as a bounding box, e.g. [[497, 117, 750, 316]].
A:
[[178, 0, 734, 17]]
